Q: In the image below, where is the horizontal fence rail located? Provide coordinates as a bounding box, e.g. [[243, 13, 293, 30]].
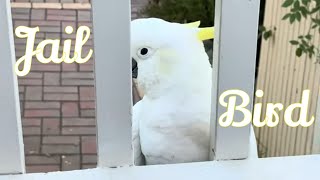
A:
[[0, 0, 25, 174], [1, 155, 320, 179]]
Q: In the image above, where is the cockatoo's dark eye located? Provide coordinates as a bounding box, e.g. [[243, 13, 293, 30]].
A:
[[140, 48, 148, 55], [137, 47, 154, 60]]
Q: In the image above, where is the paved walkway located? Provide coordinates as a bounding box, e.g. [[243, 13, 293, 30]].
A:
[[11, 0, 147, 173]]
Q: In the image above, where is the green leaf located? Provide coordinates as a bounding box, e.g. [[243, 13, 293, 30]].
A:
[[312, 18, 320, 25], [295, 12, 301, 21], [299, 6, 308, 18], [290, 14, 296, 24], [305, 34, 312, 40], [282, 13, 291, 20], [294, 0, 300, 9], [263, 30, 272, 40], [302, 0, 310, 6], [282, 0, 294, 7], [300, 44, 306, 51], [296, 48, 303, 57], [290, 40, 299, 45], [258, 26, 266, 32], [309, 45, 315, 54], [307, 46, 315, 58], [310, 6, 320, 14], [301, 39, 308, 46]]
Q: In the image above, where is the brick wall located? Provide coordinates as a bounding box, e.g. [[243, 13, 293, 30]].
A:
[[11, 0, 148, 173]]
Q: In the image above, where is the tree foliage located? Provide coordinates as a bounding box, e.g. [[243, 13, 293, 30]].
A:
[[139, 0, 215, 64], [140, 0, 320, 62], [139, 0, 215, 27]]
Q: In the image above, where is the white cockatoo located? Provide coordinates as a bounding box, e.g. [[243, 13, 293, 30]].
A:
[[131, 18, 215, 165]]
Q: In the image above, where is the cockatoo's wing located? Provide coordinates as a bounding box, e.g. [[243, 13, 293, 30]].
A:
[[132, 100, 145, 166]]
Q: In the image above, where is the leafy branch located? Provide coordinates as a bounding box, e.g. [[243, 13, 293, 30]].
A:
[[259, 26, 276, 40], [260, 0, 320, 62], [139, 0, 215, 27]]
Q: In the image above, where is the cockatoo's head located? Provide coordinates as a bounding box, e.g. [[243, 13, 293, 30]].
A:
[[131, 18, 214, 98]]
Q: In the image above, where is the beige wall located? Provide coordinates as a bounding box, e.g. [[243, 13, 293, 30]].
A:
[[255, 0, 320, 157]]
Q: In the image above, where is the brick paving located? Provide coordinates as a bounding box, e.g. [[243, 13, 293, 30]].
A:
[[11, 0, 148, 173]]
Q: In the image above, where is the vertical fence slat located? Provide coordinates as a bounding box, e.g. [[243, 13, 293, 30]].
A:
[[312, 89, 320, 154], [0, 0, 25, 174], [210, 0, 260, 160], [91, 0, 133, 167]]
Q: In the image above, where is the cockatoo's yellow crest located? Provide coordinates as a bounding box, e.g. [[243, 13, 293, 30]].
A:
[[184, 21, 215, 41], [197, 27, 215, 41]]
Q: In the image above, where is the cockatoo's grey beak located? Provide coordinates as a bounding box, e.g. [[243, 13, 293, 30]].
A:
[[131, 58, 142, 104], [132, 58, 138, 78]]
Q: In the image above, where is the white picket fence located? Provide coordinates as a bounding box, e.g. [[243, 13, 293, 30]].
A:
[[0, 0, 319, 179]]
